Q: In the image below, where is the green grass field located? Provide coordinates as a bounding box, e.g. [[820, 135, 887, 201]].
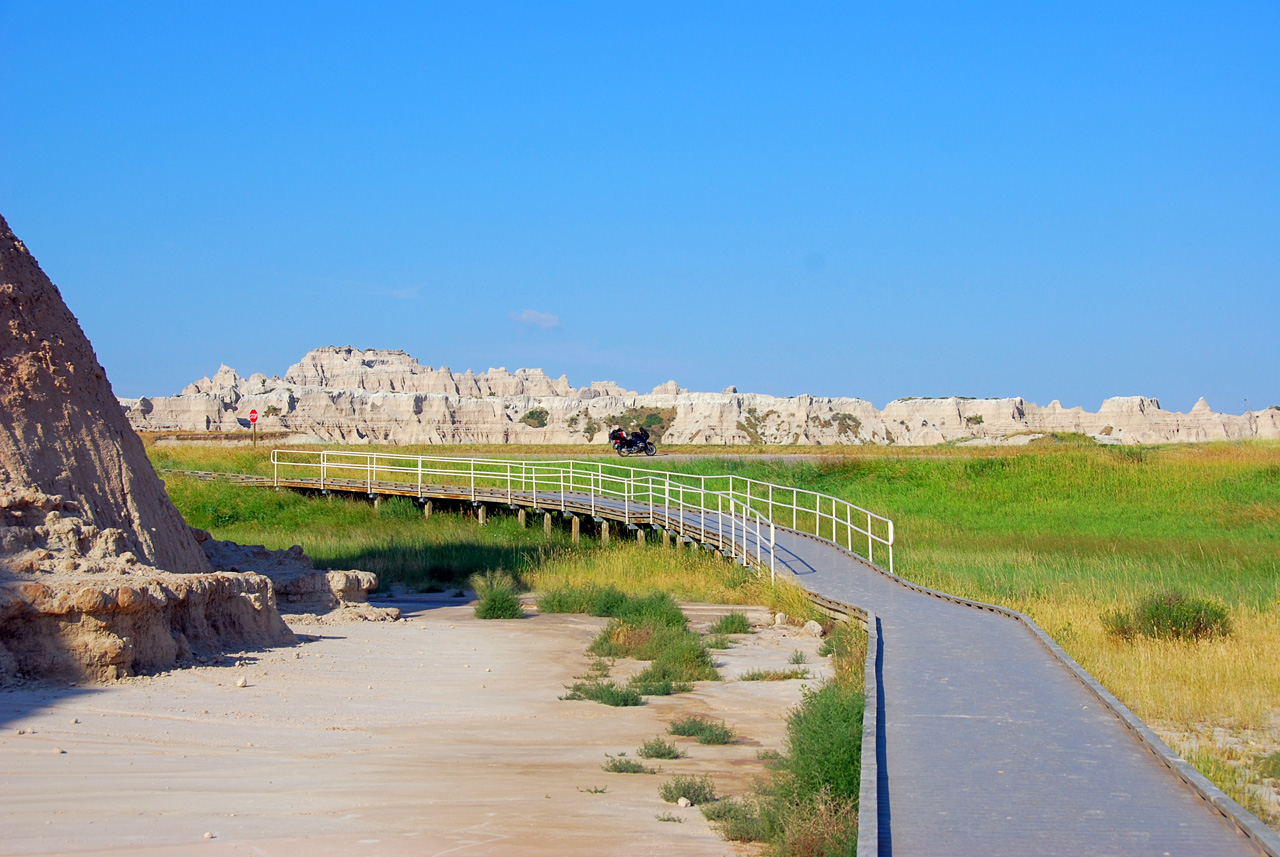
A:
[[151, 436, 1280, 822]]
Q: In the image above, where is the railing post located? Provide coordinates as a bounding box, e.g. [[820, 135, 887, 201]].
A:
[[888, 520, 894, 574], [273, 452, 279, 488], [770, 522, 776, 583], [717, 493, 723, 551], [470, 460, 475, 500], [868, 512, 874, 562], [664, 475, 670, 529]]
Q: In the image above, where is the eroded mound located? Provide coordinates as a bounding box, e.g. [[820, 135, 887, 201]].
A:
[[0, 213, 347, 683]]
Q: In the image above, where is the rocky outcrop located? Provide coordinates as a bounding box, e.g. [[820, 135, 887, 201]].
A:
[[0, 484, 292, 681], [193, 528, 386, 617], [121, 346, 1280, 447], [0, 213, 301, 683]]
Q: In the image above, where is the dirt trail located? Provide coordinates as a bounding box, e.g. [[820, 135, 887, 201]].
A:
[[0, 598, 828, 856]]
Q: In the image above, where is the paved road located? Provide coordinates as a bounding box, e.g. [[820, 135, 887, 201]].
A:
[[268, 477, 1270, 856]]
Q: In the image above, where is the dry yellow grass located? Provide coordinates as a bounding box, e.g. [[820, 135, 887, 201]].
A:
[[1019, 597, 1280, 730]]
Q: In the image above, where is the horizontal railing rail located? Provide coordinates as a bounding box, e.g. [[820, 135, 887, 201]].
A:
[[270, 450, 894, 577]]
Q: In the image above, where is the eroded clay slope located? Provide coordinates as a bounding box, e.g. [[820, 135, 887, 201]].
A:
[[0, 214, 298, 681]]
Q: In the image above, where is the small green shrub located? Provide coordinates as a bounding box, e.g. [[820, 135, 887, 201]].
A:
[[709, 611, 752, 634], [788, 650, 809, 665], [669, 716, 736, 744], [739, 668, 810, 682], [637, 737, 686, 759], [705, 633, 732, 649], [1103, 591, 1232, 641], [470, 571, 523, 619], [659, 775, 717, 805], [654, 812, 684, 823], [603, 753, 657, 774], [775, 683, 864, 803], [561, 680, 643, 707], [702, 797, 766, 842]]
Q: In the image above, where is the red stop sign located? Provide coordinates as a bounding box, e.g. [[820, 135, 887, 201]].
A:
[[249, 409, 259, 424]]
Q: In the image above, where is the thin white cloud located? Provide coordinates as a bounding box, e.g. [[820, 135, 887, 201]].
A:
[[511, 309, 562, 329]]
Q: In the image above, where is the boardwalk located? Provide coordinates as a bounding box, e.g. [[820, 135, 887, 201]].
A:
[[241, 469, 1273, 857]]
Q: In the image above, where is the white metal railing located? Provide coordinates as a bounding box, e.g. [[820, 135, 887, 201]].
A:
[[269, 450, 895, 579]]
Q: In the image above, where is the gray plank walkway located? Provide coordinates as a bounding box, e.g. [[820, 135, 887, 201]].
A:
[[771, 532, 1261, 857], [268, 477, 1269, 856]]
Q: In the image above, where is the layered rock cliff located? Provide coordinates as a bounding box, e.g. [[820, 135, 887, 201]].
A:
[[121, 347, 1280, 446]]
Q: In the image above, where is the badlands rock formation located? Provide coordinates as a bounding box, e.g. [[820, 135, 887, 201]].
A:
[[123, 347, 1279, 447], [0, 214, 372, 683]]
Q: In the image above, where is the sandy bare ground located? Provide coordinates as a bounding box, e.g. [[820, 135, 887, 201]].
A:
[[0, 598, 830, 856]]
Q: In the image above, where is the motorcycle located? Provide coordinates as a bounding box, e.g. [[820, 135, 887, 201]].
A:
[[609, 426, 656, 456]]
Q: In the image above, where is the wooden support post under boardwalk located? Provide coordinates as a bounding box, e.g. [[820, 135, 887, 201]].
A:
[[662, 530, 670, 549], [422, 499, 432, 520], [517, 508, 526, 528], [544, 512, 552, 536], [373, 495, 382, 511], [477, 504, 487, 526], [601, 520, 609, 545], [636, 528, 645, 546], [571, 515, 580, 544]]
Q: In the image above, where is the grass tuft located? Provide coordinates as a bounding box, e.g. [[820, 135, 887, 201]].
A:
[[709, 611, 752, 635], [602, 753, 657, 774], [1103, 591, 1232, 641], [560, 680, 643, 707], [470, 571, 523, 619], [659, 775, 717, 805], [704, 633, 733, 649], [637, 737, 686, 760], [668, 716, 736, 745]]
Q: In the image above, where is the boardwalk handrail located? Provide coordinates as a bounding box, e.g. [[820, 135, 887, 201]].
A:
[[269, 450, 895, 577]]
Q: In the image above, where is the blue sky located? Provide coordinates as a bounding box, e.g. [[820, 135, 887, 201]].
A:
[[2, 3, 1276, 412]]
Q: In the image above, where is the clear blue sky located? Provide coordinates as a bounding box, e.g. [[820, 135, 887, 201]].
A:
[[2, 3, 1276, 412]]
